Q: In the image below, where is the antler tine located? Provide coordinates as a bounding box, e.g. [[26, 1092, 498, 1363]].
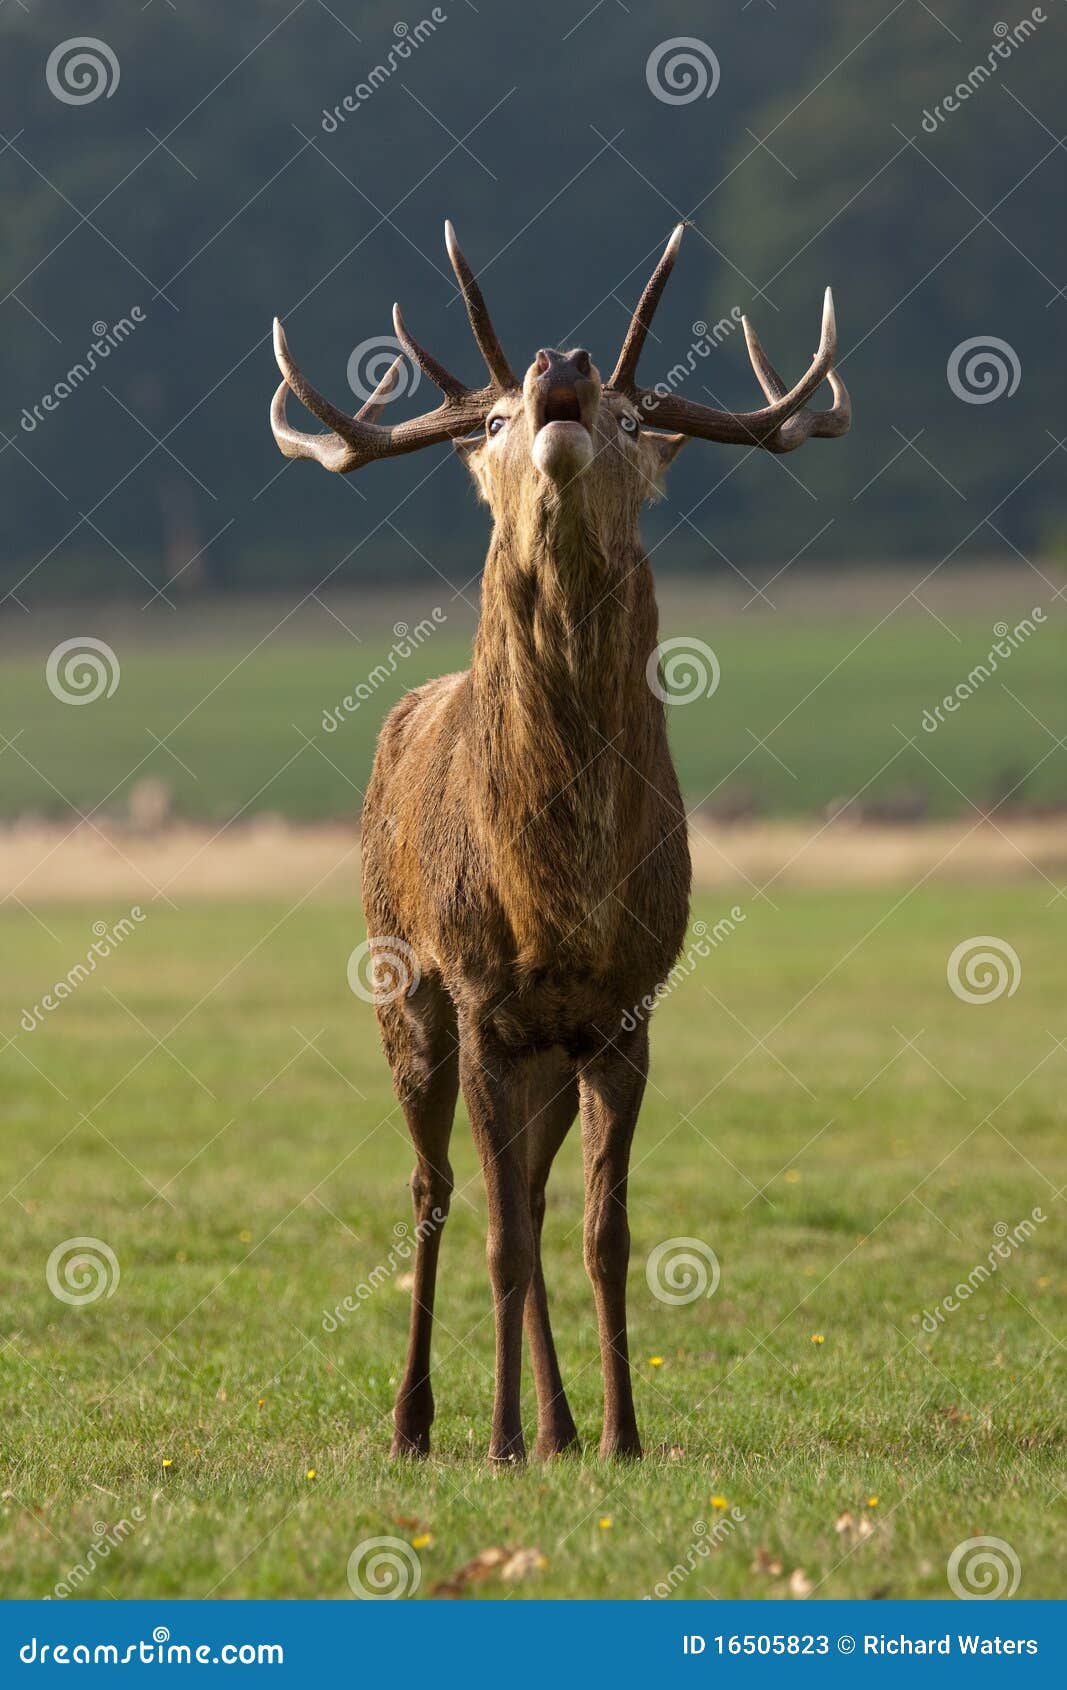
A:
[[392, 302, 471, 401], [765, 367, 851, 453], [444, 219, 517, 390], [270, 315, 496, 473], [273, 317, 365, 440], [608, 223, 685, 394], [356, 354, 402, 423], [740, 291, 851, 452], [632, 285, 850, 450]]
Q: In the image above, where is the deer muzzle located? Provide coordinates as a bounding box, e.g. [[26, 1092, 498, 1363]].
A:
[[526, 347, 601, 483]]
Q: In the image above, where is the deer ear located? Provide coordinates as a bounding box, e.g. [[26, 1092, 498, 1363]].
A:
[[647, 431, 687, 470], [642, 429, 687, 499], [453, 434, 483, 465], [454, 433, 490, 500]]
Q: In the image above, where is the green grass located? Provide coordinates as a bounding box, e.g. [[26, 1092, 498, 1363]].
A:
[[1, 573, 1064, 821], [0, 885, 1062, 1599]]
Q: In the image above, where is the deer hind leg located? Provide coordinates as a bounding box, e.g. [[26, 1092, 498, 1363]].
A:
[[381, 977, 458, 1459], [458, 1021, 533, 1464], [579, 1022, 648, 1459], [524, 1053, 580, 1458]]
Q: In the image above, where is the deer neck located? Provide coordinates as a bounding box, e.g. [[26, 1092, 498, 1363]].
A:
[[467, 494, 665, 969]]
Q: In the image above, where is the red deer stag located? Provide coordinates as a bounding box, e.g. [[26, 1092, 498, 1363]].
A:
[[270, 222, 850, 1463]]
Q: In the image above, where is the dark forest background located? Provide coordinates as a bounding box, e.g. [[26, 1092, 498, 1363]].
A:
[[1, 0, 1064, 602]]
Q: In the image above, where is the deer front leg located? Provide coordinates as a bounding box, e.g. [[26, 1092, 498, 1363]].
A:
[[384, 981, 458, 1459], [579, 1022, 648, 1459], [459, 1026, 533, 1464], [524, 1056, 580, 1458]]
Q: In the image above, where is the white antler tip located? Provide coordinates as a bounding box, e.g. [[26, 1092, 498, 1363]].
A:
[[822, 286, 837, 346]]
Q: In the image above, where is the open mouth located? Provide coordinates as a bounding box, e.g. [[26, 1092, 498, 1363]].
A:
[[540, 386, 584, 426]]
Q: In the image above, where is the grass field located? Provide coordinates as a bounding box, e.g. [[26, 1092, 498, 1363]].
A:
[[1, 884, 1062, 1600], [1, 569, 1064, 823]]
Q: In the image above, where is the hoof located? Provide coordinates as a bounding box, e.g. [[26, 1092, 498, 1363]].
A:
[[535, 1426, 581, 1460], [599, 1434, 642, 1460], [390, 1428, 431, 1458], [487, 1439, 527, 1467]]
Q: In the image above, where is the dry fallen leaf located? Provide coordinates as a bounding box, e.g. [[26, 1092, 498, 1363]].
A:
[[835, 1511, 855, 1534], [788, 1567, 814, 1598], [500, 1547, 547, 1582], [751, 1547, 784, 1576], [432, 1544, 546, 1597], [395, 1271, 415, 1292]]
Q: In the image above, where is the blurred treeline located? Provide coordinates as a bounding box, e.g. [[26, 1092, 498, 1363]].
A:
[[1, 0, 1063, 602]]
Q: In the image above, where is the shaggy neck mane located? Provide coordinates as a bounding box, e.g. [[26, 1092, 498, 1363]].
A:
[[466, 492, 668, 969]]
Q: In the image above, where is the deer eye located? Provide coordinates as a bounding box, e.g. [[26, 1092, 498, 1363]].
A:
[[619, 413, 639, 436], [487, 415, 507, 436]]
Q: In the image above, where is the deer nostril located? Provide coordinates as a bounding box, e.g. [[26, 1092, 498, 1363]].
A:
[[535, 349, 552, 374]]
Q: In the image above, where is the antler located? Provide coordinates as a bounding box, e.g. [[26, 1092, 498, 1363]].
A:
[[608, 225, 850, 454], [269, 221, 515, 473]]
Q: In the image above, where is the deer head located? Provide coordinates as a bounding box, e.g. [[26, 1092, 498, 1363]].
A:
[[270, 222, 851, 527]]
